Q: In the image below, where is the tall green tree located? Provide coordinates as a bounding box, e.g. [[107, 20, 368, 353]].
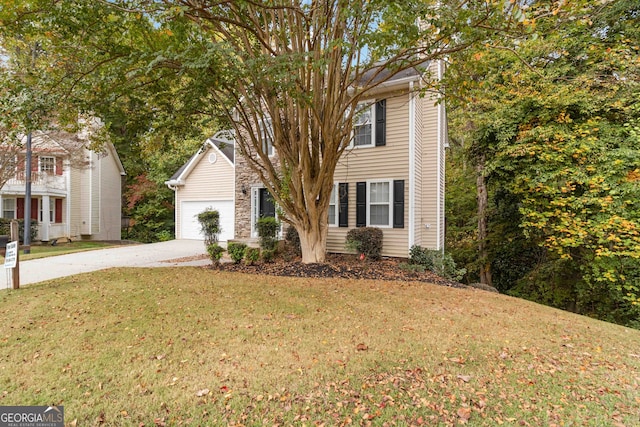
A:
[[1, 0, 525, 262], [446, 0, 640, 325]]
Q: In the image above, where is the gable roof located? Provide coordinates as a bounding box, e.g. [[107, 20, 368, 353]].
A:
[[356, 60, 432, 89], [166, 137, 234, 186]]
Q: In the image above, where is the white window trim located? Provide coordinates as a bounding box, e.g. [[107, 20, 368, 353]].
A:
[[328, 184, 339, 227], [349, 101, 376, 149], [367, 179, 393, 228]]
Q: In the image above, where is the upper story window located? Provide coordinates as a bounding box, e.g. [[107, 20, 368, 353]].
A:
[[351, 99, 386, 148], [353, 103, 374, 147], [40, 156, 55, 174], [259, 119, 274, 157]]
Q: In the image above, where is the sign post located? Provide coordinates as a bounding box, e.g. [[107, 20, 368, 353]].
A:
[[6, 220, 19, 289]]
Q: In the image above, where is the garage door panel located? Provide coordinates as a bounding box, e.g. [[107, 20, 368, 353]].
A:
[[181, 201, 234, 241]]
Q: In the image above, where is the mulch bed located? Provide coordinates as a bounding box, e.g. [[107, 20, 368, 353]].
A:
[[212, 253, 466, 288]]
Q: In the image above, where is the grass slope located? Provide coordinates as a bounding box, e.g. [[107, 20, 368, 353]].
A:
[[0, 268, 638, 426]]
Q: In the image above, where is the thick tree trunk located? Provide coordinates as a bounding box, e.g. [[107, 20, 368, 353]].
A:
[[476, 154, 492, 286], [297, 223, 328, 264]]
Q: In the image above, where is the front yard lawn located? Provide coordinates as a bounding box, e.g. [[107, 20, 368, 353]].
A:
[[0, 268, 638, 426]]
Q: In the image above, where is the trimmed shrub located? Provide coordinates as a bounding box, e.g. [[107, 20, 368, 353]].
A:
[[257, 216, 279, 251], [261, 248, 276, 263], [245, 247, 260, 265], [206, 243, 224, 264], [409, 245, 466, 282], [345, 227, 383, 260], [227, 242, 247, 264], [284, 226, 301, 257], [197, 209, 221, 247]]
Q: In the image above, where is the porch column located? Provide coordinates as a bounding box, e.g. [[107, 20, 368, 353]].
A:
[[41, 195, 50, 242]]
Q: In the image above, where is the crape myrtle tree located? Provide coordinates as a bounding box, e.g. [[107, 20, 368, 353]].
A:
[[155, 0, 527, 263], [1, 0, 526, 262]]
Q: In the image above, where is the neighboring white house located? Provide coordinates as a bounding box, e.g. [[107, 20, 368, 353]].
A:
[[165, 136, 235, 242], [0, 129, 126, 242]]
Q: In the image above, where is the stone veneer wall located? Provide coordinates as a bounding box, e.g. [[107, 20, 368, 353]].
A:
[[233, 146, 283, 239]]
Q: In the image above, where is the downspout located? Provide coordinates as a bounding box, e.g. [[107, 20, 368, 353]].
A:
[[165, 180, 180, 238], [436, 60, 444, 251], [408, 81, 416, 250]]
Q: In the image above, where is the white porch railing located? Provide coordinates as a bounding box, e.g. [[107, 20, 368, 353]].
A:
[[5, 171, 66, 191]]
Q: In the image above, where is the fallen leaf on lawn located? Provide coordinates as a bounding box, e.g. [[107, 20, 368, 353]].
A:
[[196, 388, 210, 397], [356, 343, 369, 351], [457, 374, 472, 382], [457, 407, 471, 422]]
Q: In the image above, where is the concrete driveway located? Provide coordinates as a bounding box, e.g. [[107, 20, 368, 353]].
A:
[[1, 239, 212, 289]]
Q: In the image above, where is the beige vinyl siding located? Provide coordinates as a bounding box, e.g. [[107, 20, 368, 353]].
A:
[[175, 147, 234, 239], [438, 100, 446, 249], [91, 152, 101, 234], [420, 87, 441, 250], [328, 93, 410, 258], [95, 150, 123, 240], [69, 166, 83, 239]]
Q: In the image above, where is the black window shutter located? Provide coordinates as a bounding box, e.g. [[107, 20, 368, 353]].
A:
[[375, 99, 386, 147], [356, 182, 366, 227], [393, 180, 405, 228], [338, 183, 349, 227]]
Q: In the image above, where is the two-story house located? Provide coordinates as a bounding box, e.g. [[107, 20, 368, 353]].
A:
[[171, 61, 446, 258], [234, 61, 445, 258], [0, 129, 126, 242]]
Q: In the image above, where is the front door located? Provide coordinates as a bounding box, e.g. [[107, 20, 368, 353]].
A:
[[251, 187, 277, 238], [259, 188, 276, 219]]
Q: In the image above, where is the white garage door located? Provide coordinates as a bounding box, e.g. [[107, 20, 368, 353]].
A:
[[181, 200, 234, 242]]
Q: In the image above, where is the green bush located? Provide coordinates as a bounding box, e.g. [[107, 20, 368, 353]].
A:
[[227, 242, 247, 264], [155, 230, 173, 242], [345, 227, 383, 260], [245, 247, 260, 265], [257, 217, 279, 251], [197, 209, 221, 247], [399, 262, 426, 273], [409, 245, 466, 282], [261, 248, 276, 263], [0, 218, 38, 243], [206, 243, 224, 264]]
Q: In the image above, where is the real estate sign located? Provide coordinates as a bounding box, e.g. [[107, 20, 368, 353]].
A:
[[4, 241, 17, 269]]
